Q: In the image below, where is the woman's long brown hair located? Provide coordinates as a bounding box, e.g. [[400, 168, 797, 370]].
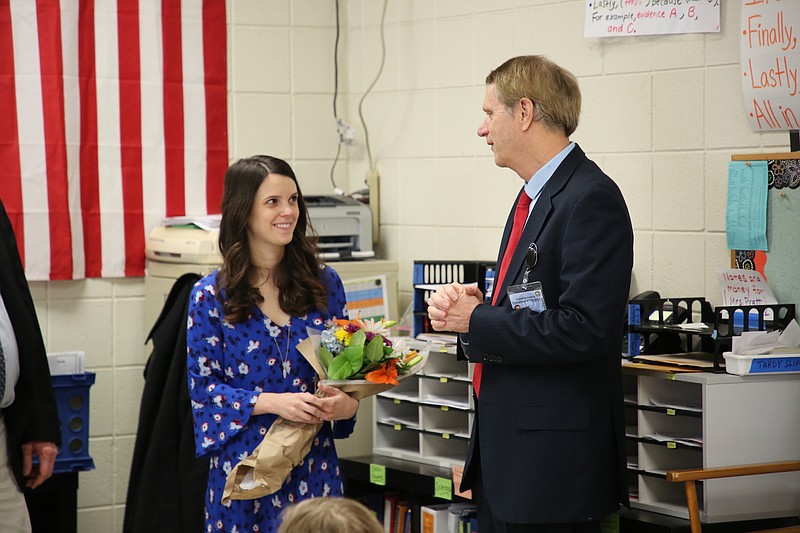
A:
[[217, 155, 327, 323]]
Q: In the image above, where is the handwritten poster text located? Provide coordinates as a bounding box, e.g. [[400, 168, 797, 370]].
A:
[[740, 1, 800, 131], [584, 1, 720, 38], [716, 268, 777, 307]]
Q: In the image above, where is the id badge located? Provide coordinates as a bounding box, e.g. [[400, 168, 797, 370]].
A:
[[507, 281, 546, 312]]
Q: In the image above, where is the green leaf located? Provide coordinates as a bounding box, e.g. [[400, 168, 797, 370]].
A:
[[365, 335, 385, 363], [353, 361, 383, 378], [350, 329, 366, 348], [328, 356, 352, 380], [341, 345, 366, 376], [319, 346, 333, 369], [383, 345, 394, 355]]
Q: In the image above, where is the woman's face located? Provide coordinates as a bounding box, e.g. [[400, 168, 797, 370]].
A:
[[246, 173, 300, 252]]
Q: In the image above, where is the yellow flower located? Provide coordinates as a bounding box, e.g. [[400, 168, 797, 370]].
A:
[[334, 328, 352, 346]]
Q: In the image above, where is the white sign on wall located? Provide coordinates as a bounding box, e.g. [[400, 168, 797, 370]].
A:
[[740, 0, 800, 131], [584, 0, 720, 38]]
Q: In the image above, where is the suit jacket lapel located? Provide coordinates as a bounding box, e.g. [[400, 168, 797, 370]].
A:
[[494, 145, 587, 306]]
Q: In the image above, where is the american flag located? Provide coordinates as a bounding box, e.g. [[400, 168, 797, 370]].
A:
[[0, 0, 227, 281]]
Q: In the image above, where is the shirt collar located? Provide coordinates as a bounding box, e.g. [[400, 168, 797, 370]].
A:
[[524, 141, 575, 201]]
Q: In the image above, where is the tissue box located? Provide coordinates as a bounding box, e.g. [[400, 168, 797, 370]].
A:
[[47, 351, 85, 376], [724, 352, 800, 376]]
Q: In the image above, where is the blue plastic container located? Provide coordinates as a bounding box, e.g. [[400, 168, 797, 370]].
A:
[[50, 372, 96, 473]]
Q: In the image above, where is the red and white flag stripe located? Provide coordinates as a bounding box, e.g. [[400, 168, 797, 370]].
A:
[[0, 0, 227, 280]]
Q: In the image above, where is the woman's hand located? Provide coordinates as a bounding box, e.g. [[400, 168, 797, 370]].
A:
[[316, 383, 359, 422], [253, 392, 325, 424]]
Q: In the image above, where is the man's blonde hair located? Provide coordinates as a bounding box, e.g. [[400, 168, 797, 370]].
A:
[[486, 55, 581, 137], [278, 497, 383, 533]]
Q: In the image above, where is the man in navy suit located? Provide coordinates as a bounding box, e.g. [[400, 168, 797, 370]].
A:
[[427, 56, 633, 533], [0, 199, 60, 532]]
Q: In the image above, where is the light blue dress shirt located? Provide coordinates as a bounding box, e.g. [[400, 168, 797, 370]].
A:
[[523, 141, 575, 217]]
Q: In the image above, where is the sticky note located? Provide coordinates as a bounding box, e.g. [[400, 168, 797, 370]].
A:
[[434, 477, 452, 500], [666, 408, 676, 416], [600, 513, 620, 533], [667, 442, 677, 449], [370, 464, 386, 486], [440, 377, 448, 383]]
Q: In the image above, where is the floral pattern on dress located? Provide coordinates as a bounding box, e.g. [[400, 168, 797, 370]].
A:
[[187, 264, 353, 533]]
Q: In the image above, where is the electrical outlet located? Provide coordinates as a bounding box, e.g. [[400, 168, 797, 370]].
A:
[[336, 118, 356, 146]]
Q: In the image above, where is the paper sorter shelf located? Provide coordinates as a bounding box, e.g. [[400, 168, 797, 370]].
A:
[[419, 372, 469, 382], [378, 416, 420, 429], [642, 432, 703, 448], [632, 352, 715, 369], [420, 394, 470, 410], [649, 398, 702, 413], [377, 390, 419, 402]]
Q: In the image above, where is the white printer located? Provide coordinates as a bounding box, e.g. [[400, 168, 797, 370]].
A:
[[305, 195, 374, 260], [145, 222, 222, 264], [145, 195, 373, 264]]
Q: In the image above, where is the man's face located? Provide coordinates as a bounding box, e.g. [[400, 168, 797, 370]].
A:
[[477, 84, 517, 169]]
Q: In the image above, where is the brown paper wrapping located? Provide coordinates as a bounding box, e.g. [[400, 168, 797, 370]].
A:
[[221, 336, 429, 503], [316, 379, 398, 401], [222, 417, 322, 503]]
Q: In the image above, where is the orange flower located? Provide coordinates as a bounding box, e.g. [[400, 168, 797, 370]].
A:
[[365, 359, 399, 385]]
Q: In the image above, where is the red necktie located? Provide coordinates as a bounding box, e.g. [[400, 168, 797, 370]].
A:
[[473, 191, 532, 398]]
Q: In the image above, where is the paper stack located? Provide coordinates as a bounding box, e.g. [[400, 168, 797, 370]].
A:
[[724, 319, 800, 375]]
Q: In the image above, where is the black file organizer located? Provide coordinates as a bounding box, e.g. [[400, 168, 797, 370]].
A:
[[712, 303, 796, 372], [412, 260, 495, 338], [628, 297, 797, 373], [627, 296, 715, 359]]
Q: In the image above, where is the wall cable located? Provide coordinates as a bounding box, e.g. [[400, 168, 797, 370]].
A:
[[330, 0, 342, 193], [358, 0, 389, 172]]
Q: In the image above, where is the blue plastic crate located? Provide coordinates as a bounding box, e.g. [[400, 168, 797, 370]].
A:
[[51, 372, 96, 473]]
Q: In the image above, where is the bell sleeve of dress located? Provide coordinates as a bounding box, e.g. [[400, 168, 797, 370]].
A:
[[320, 265, 357, 439], [186, 275, 261, 456]]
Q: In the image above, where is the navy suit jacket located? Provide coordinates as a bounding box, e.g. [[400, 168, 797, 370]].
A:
[[0, 200, 61, 491], [461, 145, 632, 523]]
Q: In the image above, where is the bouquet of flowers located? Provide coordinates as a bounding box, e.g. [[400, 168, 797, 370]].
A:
[[222, 317, 428, 503], [315, 318, 426, 397]]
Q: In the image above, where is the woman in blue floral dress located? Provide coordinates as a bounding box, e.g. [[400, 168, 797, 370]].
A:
[[187, 155, 358, 533]]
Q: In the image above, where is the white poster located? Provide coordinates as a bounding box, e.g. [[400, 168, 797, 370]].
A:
[[584, 0, 720, 38], [740, 1, 800, 131]]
